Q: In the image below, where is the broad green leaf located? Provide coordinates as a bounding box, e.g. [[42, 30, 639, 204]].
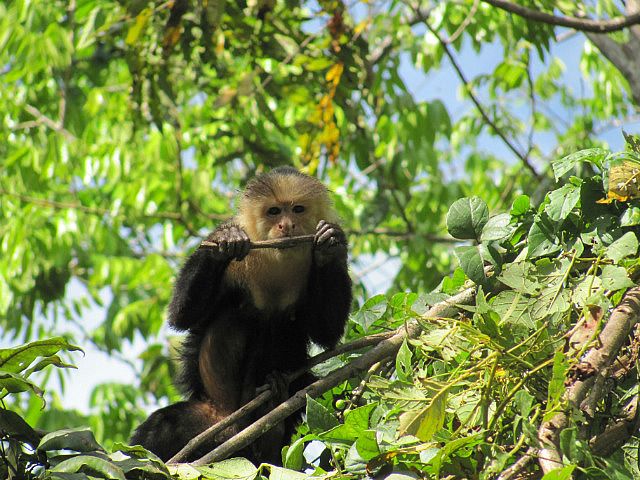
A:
[[545, 350, 569, 418], [620, 207, 640, 226], [446, 197, 489, 240], [545, 183, 581, 222], [541, 465, 576, 480], [52, 455, 126, 480], [269, 466, 309, 480], [283, 437, 306, 471], [354, 430, 379, 460], [527, 215, 561, 259], [398, 395, 446, 442], [480, 213, 514, 241], [352, 294, 387, 331], [195, 458, 257, 479], [490, 291, 535, 329], [552, 148, 607, 180], [605, 231, 638, 264], [306, 395, 339, 433], [510, 195, 531, 216], [497, 262, 539, 295], [0, 408, 41, 446], [395, 339, 413, 382], [38, 427, 104, 453], [0, 337, 81, 374], [600, 265, 635, 291], [320, 403, 376, 443], [454, 245, 486, 285]]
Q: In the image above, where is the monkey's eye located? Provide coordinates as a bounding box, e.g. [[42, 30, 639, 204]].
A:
[[292, 205, 305, 214], [267, 207, 281, 216]]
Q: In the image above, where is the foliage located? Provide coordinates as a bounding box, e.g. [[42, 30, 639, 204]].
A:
[[4, 145, 640, 478], [1, 0, 640, 478]]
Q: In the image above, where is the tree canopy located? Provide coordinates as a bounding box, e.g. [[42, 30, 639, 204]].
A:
[[2, 0, 640, 478]]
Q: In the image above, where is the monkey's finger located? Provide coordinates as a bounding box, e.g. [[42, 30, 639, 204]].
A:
[[315, 222, 333, 242], [317, 226, 338, 245]]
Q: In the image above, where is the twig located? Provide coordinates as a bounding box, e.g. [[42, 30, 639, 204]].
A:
[[538, 286, 640, 475], [23, 105, 76, 142], [422, 21, 541, 180], [192, 286, 477, 465], [446, 0, 480, 44], [200, 235, 315, 250], [481, 0, 640, 33], [495, 447, 538, 480]]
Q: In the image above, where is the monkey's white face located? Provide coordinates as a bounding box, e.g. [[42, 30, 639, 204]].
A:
[[259, 202, 316, 239]]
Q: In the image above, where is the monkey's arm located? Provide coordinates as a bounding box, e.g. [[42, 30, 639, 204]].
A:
[[300, 221, 352, 348], [168, 224, 250, 330]]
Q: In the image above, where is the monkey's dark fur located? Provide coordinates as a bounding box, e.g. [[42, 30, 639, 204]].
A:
[[130, 168, 352, 463]]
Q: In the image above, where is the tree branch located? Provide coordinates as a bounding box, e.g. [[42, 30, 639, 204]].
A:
[[538, 286, 640, 474], [200, 235, 315, 250], [191, 286, 477, 465], [422, 21, 541, 180], [481, 0, 640, 33]]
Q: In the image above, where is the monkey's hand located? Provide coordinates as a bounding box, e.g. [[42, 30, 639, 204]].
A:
[[314, 220, 348, 266], [201, 224, 251, 261]]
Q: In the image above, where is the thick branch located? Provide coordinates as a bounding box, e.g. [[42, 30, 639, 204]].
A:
[[192, 286, 477, 465], [481, 0, 640, 33], [538, 286, 640, 474]]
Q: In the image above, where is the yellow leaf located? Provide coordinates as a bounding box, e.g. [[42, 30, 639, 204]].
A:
[[125, 8, 152, 46], [325, 62, 344, 84], [599, 160, 640, 203], [354, 19, 370, 35], [398, 391, 447, 441]]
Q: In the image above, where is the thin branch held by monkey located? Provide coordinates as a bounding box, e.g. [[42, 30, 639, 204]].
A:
[[130, 167, 352, 464]]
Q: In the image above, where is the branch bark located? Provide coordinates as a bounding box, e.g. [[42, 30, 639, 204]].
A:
[[481, 0, 640, 33], [190, 286, 477, 465], [200, 234, 315, 250], [538, 286, 640, 475]]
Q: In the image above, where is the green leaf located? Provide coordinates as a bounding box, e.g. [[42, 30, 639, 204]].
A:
[[354, 430, 379, 460], [480, 213, 514, 241], [52, 455, 126, 480], [352, 294, 387, 331], [398, 389, 447, 442], [282, 437, 305, 471], [497, 262, 539, 295], [600, 265, 635, 291], [320, 404, 376, 444], [0, 337, 81, 374], [510, 195, 531, 216], [268, 466, 309, 480], [605, 231, 638, 264], [490, 291, 535, 329], [527, 215, 561, 259], [38, 427, 104, 453], [454, 246, 487, 285], [446, 197, 489, 240], [541, 465, 576, 480], [620, 207, 640, 226], [306, 395, 339, 433], [546, 350, 569, 417], [552, 148, 607, 180], [545, 183, 581, 222], [195, 458, 257, 479], [395, 339, 413, 382], [0, 408, 41, 446]]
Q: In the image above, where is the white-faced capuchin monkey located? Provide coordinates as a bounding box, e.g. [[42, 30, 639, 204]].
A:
[[130, 167, 352, 464]]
